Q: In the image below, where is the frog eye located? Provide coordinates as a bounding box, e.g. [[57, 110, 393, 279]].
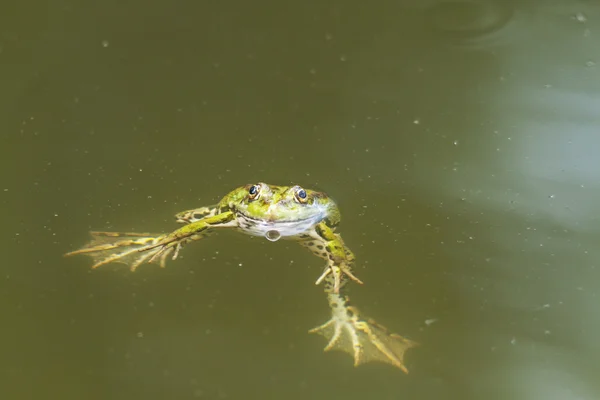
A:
[[295, 187, 308, 203], [248, 184, 260, 200]]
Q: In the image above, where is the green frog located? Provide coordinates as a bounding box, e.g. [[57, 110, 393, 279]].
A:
[[65, 183, 417, 372]]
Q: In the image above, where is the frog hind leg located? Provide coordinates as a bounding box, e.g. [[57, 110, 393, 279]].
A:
[[64, 231, 174, 271], [301, 241, 417, 372], [309, 298, 418, 373]]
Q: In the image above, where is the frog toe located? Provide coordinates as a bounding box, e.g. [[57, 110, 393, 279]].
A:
[[309, 310, 417, 373]]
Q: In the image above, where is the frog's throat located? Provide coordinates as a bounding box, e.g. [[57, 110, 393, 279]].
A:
[[235, 212, 323, 224], [235, 212, 325, 238]]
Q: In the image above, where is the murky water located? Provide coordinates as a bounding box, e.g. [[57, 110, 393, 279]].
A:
[[2, 0, 600, 399]]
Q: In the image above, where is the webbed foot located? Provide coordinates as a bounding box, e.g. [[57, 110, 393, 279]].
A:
[[309, 306, 417, 373], [141, 230, 205, 263], [64, 231, 171, 270]]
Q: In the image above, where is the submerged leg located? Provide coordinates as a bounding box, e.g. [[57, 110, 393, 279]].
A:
[[309, 265, 417, 372], [64, 211, 235, 271], [64, 231, 173, 270], [302, 222, 363, 293], [141, 211, 236, 262]]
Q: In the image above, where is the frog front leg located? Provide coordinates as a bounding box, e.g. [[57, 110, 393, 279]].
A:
[[174, 205, 219, 224], [302, 222, 363, 293]]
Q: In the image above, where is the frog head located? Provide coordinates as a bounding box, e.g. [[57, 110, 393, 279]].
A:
[[219, 183, 340, 240]]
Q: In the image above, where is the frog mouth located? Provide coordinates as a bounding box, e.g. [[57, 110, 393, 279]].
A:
[[235, 211, 316, 224], [235, 211, 326, 239]]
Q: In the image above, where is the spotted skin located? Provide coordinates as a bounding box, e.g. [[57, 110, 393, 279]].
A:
[[65, 183, 417, 372]]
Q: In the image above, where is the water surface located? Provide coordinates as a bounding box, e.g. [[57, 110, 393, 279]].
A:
[[2, 0, 600, 399]]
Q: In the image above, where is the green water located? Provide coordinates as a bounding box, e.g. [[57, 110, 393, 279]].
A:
[[2, 0, 600, 399]]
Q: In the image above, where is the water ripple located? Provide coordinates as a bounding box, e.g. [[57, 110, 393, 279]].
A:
[[422, 0, 526, 49]]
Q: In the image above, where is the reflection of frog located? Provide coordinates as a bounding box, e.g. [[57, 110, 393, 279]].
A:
[[66, 183, 417, 372]]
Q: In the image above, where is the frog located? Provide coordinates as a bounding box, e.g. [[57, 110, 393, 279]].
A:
[[65, 182, 417, 372]]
